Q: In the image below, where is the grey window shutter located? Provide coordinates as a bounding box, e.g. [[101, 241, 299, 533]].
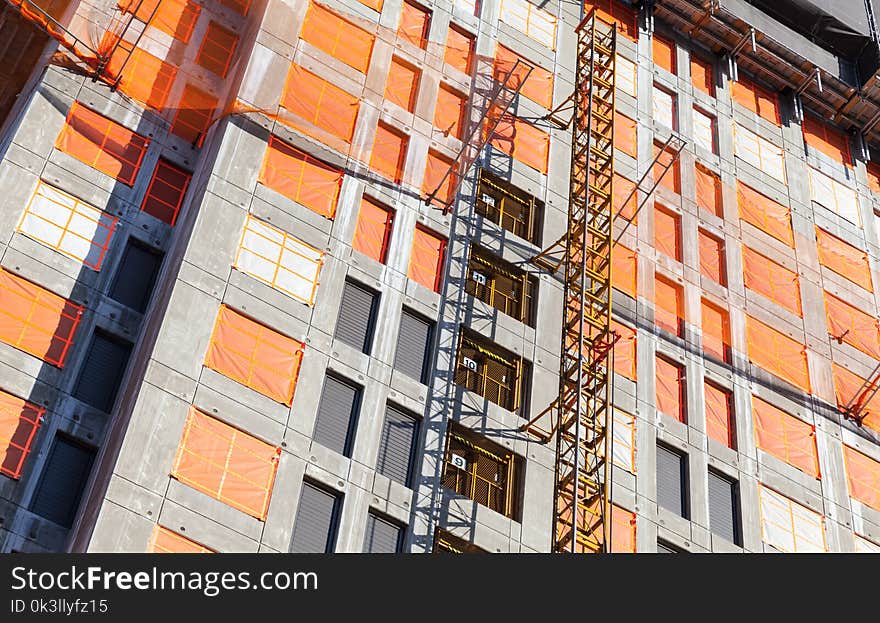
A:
[[30, 436, 95, 527], [376, 405, 418, 487], [290, 481, 340, 553], [708, 470, 739, 545], [363, 513, 402, 553], [109, 240, 163, 313], [657, 444, 688, 518], [73, 331, 132, 412], [312, 375, 360, 456], [335, 280, 378, 354], [394, 308, 432, 383]]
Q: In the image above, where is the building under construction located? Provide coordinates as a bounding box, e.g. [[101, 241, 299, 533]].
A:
[[2, 0, 880, 554]]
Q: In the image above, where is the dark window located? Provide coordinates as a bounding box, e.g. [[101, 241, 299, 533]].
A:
[[363, 512, 403, 553], [475, 168, 542, 244], [335, 279, 379, 354], [455, 329, 529, 414], [290, 481, 341, 553], [466, 245, 536, 325], [708, 470, 741, 545], [375, 404, 419, 487], [312, 374, 361, 457], [656, 444, 689, 519], [109, 239, 163, 313], [393, 308, 433, 383], [657, 540, 684, 553], [29, 435, 95, 528], [73, 330, 132, 413]]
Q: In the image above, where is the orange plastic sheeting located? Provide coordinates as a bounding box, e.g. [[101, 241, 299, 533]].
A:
[[382, 58, 418, 114], [353, 196, 392, 263], [843, 445, 880, 511], [170, 84, 217, 145], [695, 164, 722, 217], [834, 363, 880, 433], [124, 0, 201, 43], [583, 0, 638, 41], [219, 0, 251, 15], [435, 84, 466, 139], [358, 0, 383, 10], [737, 182, 793, 246], [704, 382, 732, 448], [742, 246, 802, 316], [423, 150, 455, 204], [172, 408, 281, 519], [656, 356, 684, 422], [654, 207, 680, 261], [614, 174, 637, 223], [102, 36, 176, 110], [370, 124, 408, 183], [399, 0, 430, 49], [197, 22, 239, 78], [610, 505, 636, 553], [816, 227, 872, 292], [731, 76, 779, 124], [653, 142, 680, 193], [803, 114, 852, 167], [141, 159, 191, 226], [491, 113, 550, 174], [867, 161, 880, 196], [445, 25, 474, 74], [409, 226, 445, 292], [301, 2, 375, 74], [56, 102, 149, 186], [260, 136, 343, 218], [612, 244, 637, 297], [0, 388, 43, 479], [282, 64, 359, 144], [698, 230, 725, 285], [701, 299, 729, 362], [614, 113, 637, 158], [824, 292, 880, 359], [746, 316, 810, 392], [149, 525, 214, 553], [752, 396, 818, 477], [0, 270, 83, 368], [205, 306, 304, 405], [493, 44, 554, 109], [611, 320, 636, 380], [652, 34, 676, 74], [654, 274, 682, 336], [691, 55, 714, 96]]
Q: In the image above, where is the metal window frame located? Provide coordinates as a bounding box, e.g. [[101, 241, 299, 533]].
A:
[[475, 168, 541, 244], [455, 331, 525, 412], [466, 246, 535, 324]]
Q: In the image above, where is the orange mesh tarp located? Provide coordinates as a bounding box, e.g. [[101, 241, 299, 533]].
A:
[[123, 0, 200, 43], [56, 102, 149, 186], [491, 113, 550, 174], [301, 1, 374, 73], [704, 382, 732, 448], [493, 44, 553, 109], [746, 316, 810, 392], [701, 299, 729, 362], [656, 355, 684, 422], [691, 55, 714, 96], [197, 21, 238, 78], [614, 174, 637, 223], [583, 0, 637, 40], [149, 525, 214, 553], [141, 159, 191, 226], [101, 35, 176, 110], [434, 84, 466, 139], [868, 161, 880, 196], [614, 113, 637, 158], [610, 505, 636, 552], [612, 244, 637, 297], [219, 0, 250, 15], [833, 363, 880, 433], [0, 270, 83, 368], [282, 64, 359, 144], [0, 388, 43, 479], [843, 445, 880, 511], [399, 0, 430, 49], [171, 408, 281, 519], [652, 34, 676, 74], [816, 227, 872, 291], [654, 207, 680, 260], [260, 136, 343, 218], [170, 84, 217, 145], [423, 151, 455, 204], [409, 226, 445, 292], [611, 320, 636, 380], [695, 164, 722, 217], [742, 246, 802, 316], [358, 0, 383, 9], [824, 292, 880, 359], [732, 76, 779, 124], [370, 124, 408, 183], [353, 196, 392, 262], [385, 57, 420, 112], [653, 142, 680, 193], [752, 395, 818, 477], [737, 181, 793, 246], [654, 274, 682, 336], [204, 306, 304, 405], [803, 114, 852, 167], [698, 230, 725, 284], [445, 25, 474, 74]]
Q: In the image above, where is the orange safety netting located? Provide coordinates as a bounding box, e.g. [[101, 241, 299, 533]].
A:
[[737, 181, 793, 246], [704, 382, 732, 448], [434, 84, 466, 140], [445, 24, 474, 74], [815, 227, 873, 292], [204, 306, 304, 405], [691, 54, 714, 96], [612, 244, 637, 298], [282, 64, 359, 145], [352, 196, 392, 263], [219, 0, 250, 15], [0, 269, 83, 368], [656, 355, 684, 422], [423, 150, 455, 204], [611, 320, 636, 380], [0, 388, 44, 479], [824, 291, 880, 359], [701, 299, 729, 362], [385, 57, 420, 112], [583, 0, 638, 41], [654, 274, 682, 336], [493, 43, 553, 109], [652, 33, 676, 74], [100, 33, 177, 110], [614, 113, 637, 158], [614, 173, 637, 223], [358, 0, 383, 11], [149, 525, 214, 553], [752, 395, 819, 477], [746, 315, 810, 392], [731, 75, 779, 124], [653, 142, 680, 193], [371, 123, 408, 184], [301, 1, 374, 74], [399, 0, 430, 49], [654, 206, 680, 261], [698, 229, 725, 285], [56, 102, 149, 186], [695, 163, 722, 217], [490, 113, 550, 174], [197, 21, 239, 78], [409, 226, 445, 292], [171, 408, 281, 520], [843, 445, 880, 511], [141, 159, 191, 226], [742, 246, 802, 316], [833, 363, 880, 433], [170, 83, 217, 145], [867, 161, 880, 196], [121, 0, 201, 43], [803, 114, 852, 167], [260, 135, 343, 218]]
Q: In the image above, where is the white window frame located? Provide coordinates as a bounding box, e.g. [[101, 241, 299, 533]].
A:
[[759, 485, 826, 553], [652, 85, 676, 131], [733, 124, 785, 182], [693, 106, 716, 154], [808, 167, 861, 226], [498, 0, 557, 49]]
